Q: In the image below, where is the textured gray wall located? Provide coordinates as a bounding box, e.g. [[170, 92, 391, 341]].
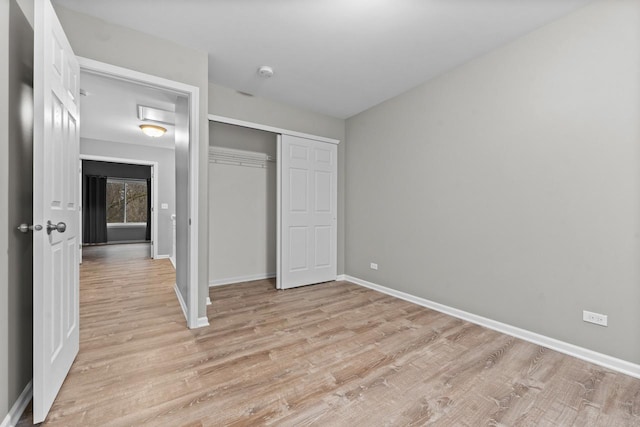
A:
[[55, 5, 210, 317], [81, 140, 175, 255], [0, 0, 33, 420], [346, 0, 640, 363], [208, 84, 346, 274]]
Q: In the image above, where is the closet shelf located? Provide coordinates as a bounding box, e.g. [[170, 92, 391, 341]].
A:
[[209, 146, 274, 168]]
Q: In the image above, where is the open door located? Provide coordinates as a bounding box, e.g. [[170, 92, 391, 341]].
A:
[[277, 134, 337, 289], [33, 0, 80, 422]]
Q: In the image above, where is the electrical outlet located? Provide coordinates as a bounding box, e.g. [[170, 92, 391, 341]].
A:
[[583, 310, 607, 326], [370, 262, 378, 270]]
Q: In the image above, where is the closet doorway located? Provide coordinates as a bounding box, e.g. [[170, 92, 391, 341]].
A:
[[209, 123, 277, 285], [208, 115, 339, 291]]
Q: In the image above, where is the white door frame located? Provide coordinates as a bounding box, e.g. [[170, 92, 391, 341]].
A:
[[80, 57, 200, 328], [79, 155, 159, 259], [207, 114, 339, 290]]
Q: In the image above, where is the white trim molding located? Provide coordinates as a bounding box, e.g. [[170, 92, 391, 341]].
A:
[[336, 274, 346, 281], [197, 316, 210, 328], [209, 273, 277, 287], [0, 380, 32, 427], [208, 114, 340, 145], [154, 254, 171, 260], [206, 297, 212, 305], [344, 275, 640, 379]]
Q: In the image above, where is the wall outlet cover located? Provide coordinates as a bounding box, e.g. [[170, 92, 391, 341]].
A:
[[583, 310, 607, 327]]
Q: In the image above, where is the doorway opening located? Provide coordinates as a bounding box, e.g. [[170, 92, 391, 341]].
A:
[[208, 121, 278, 288], [78, 57, 200, 328], [80, 156, 160, 262], [80, 158, 158, 260]]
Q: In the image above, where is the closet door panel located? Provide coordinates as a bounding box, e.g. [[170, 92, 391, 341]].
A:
[[279, 135, 337, 289]]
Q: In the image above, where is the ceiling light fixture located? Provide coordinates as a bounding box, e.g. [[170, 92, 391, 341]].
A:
[[139, 124, 167, 138], [257, 65, 274, 78]]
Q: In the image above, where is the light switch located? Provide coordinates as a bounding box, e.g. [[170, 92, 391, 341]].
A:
[[161, 203, 169, 209]]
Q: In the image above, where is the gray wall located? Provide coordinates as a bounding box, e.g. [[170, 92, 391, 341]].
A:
[[346, 0, 640, 363], [0, 0, 33, 420], [107, 226, 146, 243], [209, 84, 346, 275], [209, 122, 277, 283], [81, 139, 175, 255], [56, 5, 210, 317]]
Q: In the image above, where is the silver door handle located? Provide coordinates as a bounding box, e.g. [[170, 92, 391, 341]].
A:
[[17, 223, 43, 233], [46, 221, 67, 235]]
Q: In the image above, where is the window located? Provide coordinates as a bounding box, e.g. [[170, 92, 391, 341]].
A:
[[106, 179, 148, 224]]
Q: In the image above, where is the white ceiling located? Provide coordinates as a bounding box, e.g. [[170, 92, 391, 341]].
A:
[[80, 72, 178, 149], [56, 0, 596, 119]]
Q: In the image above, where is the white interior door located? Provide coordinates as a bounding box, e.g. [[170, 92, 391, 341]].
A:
[[278, 134, 337, 289], [33, 0, 80, 422]]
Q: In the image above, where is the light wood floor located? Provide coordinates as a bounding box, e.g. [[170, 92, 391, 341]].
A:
[[19, 243, 640, 426]]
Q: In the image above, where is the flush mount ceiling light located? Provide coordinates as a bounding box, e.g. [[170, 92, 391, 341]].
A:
[[257, 65, 274, 78], [139, 124, 167, 138]]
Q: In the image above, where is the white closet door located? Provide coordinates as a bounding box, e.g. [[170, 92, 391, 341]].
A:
[[278, 134, 337, 289]]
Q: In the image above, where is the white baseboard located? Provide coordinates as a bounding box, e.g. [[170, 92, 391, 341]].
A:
[[169, 256, 176, 269], [344, 275, 640, 379], [1, 380, 32, 427], [173, 283, 188, 323], [175, 284, 209, 328], [336, 274, 346, 281], [197, 316, 210, 327], [206, 297, 212, 306], [155, 254, 170, 260], [209, 273, 276, 287]]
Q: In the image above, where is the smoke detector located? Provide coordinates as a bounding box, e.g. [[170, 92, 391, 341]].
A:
[[257, 65, 274, 78]]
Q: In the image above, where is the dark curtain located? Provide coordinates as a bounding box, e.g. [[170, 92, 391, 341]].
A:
[[83, 175, 107, 244], [145, 178, 151, 241]]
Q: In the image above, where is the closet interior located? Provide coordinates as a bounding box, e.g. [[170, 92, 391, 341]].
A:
[[208, 122, 278, 286]]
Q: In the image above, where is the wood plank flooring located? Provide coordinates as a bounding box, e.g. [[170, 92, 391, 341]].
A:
[[18, 243, 640, 426]]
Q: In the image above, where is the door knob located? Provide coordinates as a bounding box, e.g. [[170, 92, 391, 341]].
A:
[[46, 221, 67, 235], [17, 223, 43, 233]]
